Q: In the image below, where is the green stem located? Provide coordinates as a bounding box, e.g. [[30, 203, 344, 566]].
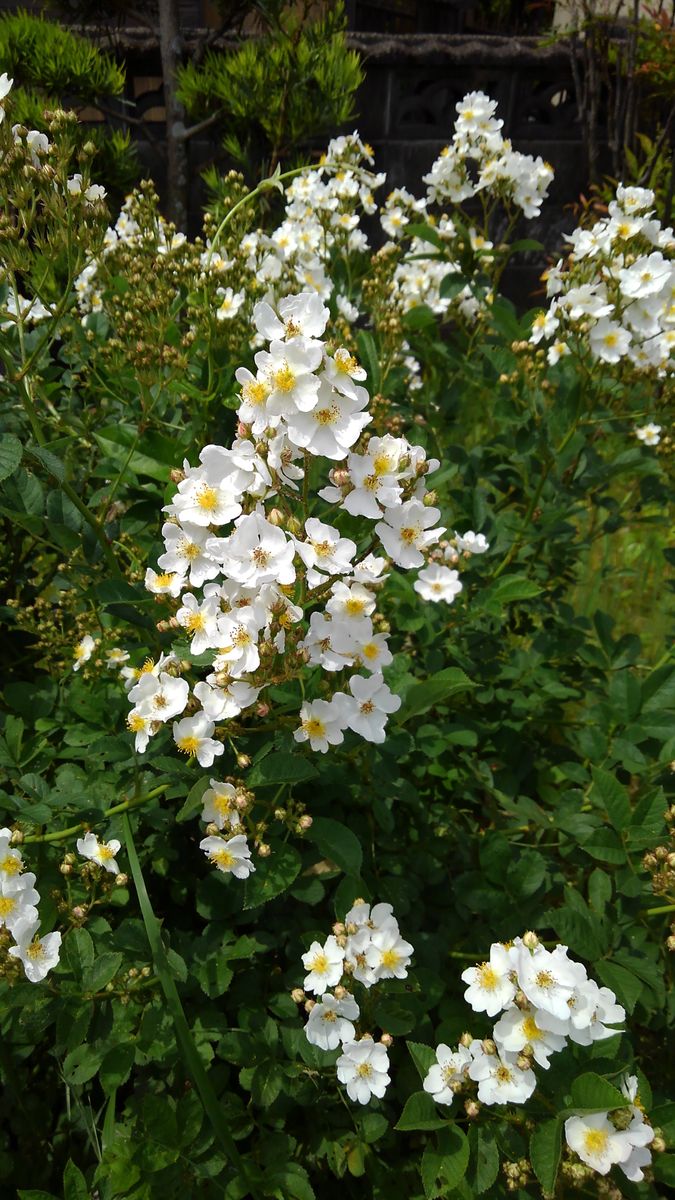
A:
[[23, 785, 167, 844], [644, 903, 675, 916], [123, 814, 262, 1198]]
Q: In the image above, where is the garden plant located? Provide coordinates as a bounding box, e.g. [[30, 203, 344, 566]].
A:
[[0, 72, 673, 1200]]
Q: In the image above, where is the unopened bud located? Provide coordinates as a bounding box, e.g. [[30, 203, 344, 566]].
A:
[[71, 906, 86, 921], [333, 985, 347, 999], [59, 862, 72, 875], [141, 965, 151, 977], [267, 507, 285, 526], [169, 468, 185, 483], [304, 998, 315, 1013], [380, 1032, 393, 1047], [459, 1031, 473, 1047], [422, 490, 437, 506], [291, 987, 305, 1003], [332, 922, 346, 936], [128, 967, 139, 978], [10, 829, 23, 845], [516, 1053, 531, 1071], [206, 822, 220, 836], [652, 1134, 666, 1153], [464, 1099, 480, 1118], [481, 1039, 496, 1055], [255, 702, 270, 718], [235, 794, 248, 811], [237, 753, 251, 769], [522, 930, 539, 950], [257, 843, 271, 857], [115, 873, 128, 887], [298, 814, 313, 830], [273, 808, 286, 821]]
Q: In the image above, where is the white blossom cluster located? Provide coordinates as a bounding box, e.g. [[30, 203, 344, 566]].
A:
[[0, 826, 61, 983], [299, 900, 413, 1104], [422, 91, 554, 219], [532, 183, 674, 374], [423, 935, 653, 1182], [126, 291, 451, 799]]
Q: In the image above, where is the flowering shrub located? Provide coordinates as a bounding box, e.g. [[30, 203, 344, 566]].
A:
[[0, 74, 673, 1200]]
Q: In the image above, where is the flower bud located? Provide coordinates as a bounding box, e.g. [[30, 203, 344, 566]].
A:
[[115, 873, 128, 887], [422, 490, 437, 506], [516, 1053, 531, 1071], [332, 922, 346, 937], [141, 965, 151, 977], [459, 1031, 473, 1047], [522, 930, 539, 950], [237, 753, 251, 769], [380, 1032, 393, 1047], [304, 999, 315, 1013], [464, 1099, 480, 1118], [169, 468, 185, 483], [297, 814, 313, 830], [128, 967, 139, 978], [290, 988, 305, 1004], [59, 862, 72, 875], [206, 822, 220, 837], [71, 906, 86, 921], [10, 829, 23, 845], [481, 1038, 496, 1055], [333, 985, 347, 999], [267, 507, 285, 526], [652, 1134, 666, 1153], [257, 843, 271, 858]]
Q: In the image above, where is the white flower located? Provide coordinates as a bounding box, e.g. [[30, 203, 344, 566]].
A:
[[158, 522, 220, 588], [414, 564, 463, 603], [105, 647, 130, 668], [454, 530, 490, 555], [256, 338, 322, 417], [73, 634, 96, 671], [293, 699, 346, 753], [302, 935, 345, 994], [618, 252, 671, 300], [128, 671, 189, 723], [564, 1113, 634, 1175], [305, 991, 360, 1050], [175, 592, 221, 655], [376, 499, 444, 569], [365, 923, 413, 980], [216, 287, 244, 320], [0, 873, 39, 934], [423, 1044, 472, 1105], [199, 833, 254, 879], [337, 1038, 391, 1104], [618, 1076, 655, 1182], [468, 1046, 536, 1105], [0, 73, 13, 106], [253, 291, 329, 342], [516, 943, 579, 1021], [285, 379, 370, 461], [173, 713, 225, 767], [145, 568, 185, 597], [8, 917, 61, 983], [76, 831, 121, 874], [345, 900, 395, 931], [493, 1006, 566, 1068], [207, 512, 296, 587], [461, 943, 517, 1016], [201, 780, 239, 830], [296, 518, 356, 587], [589, 319, 631, 363], [333, 673, 401, 744], [0, 829, 23, 879], [635, 422, 661, 446]]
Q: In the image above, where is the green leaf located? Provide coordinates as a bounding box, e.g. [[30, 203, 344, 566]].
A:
[[62, 928, 94, 979], [530, 1118, 562, 1195], [176, 776, 211, 823], [590, 767, 631, 829], [406, 1040, 437, 1081], [395, 1091, 448, 1131], [247, 751, 318, 787], [243, 843, 301, 909], [356, 330, 381, 393], [397, 668, 475, 723], [99, 1043, 135, 1094], [0, 433, 22, 481], [63, 1043, 104, 1086], [480, 575, 543, 614], [421, 1126, 469, 1197], [469, 1126, 500, 1194], [594, 960, 643, 1014], [17, 1194, 59, 1200], [251, 1060, 283, 1107], [306, 816, 362, 876], [580, 829, 626, 864], [82, 951, 123, 994], [569, 1072, 626, 1112], [439, 273, 466, 300]]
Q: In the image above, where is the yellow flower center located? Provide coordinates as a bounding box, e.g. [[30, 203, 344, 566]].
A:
[[380, 948, 401, 969], [496, 1065, 513, 1083], [177, 736, 201, 756], [186, 612, 206, 633], [315, 405, 339, 426], [335, 351, 358, 374], [308, 952, 329, 974], [603, 333, 618, 348], [243, 380, 269, 406], [98, 845, 115, 862], [478, 963, 498, 990], [211, 849, 236, 869], [400, 526, 420, 545], [362, 643, 379, 660], [583, 1129, 609, 1155], [303, 717, 326, 738], [154, 572, 175, 587], [197, 486, 219, 512], [322, 1009, 338, 1023], [214, 794, 234, 817], [273, 364, 296, 393], [0, 854, 21, 876], [535, 970, 555, 989], [522, 1015, 542, 1042], [345, 598, 366, 615], [356, 1062, 373, 1078], [182, 541, 201, 561], [0, 896, 17, 917], [127, 714, 147, 732], [27, 941, 46, 960]]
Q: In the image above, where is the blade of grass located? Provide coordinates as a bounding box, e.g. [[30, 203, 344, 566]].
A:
[[123, 814, 262, 1199]]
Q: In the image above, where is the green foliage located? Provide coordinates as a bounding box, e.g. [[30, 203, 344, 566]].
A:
[[177, 0, 364, 177]]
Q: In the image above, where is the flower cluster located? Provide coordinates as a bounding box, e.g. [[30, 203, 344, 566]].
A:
[[532, 183, 674, 374], [297, 900, 413, 1104], [0, 827, 61, 983], [422, 933, 654, 1182], [129, 293, 450, 786], [422, 91, 554, 218]]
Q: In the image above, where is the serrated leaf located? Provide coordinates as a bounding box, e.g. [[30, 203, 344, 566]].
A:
[[82, 951, 122, 994], [406, 1040, 437, 1081], [568, 1072, 626, 1112], [594, 960, 643, 1014], [397, 668, 475, 723], [243, 843, 301, 909], [480, 575, 542, 614], [306, 816, 362, 876], [395, 1091, 448, 1131], [246, 751, 318, 787], [530, 1118, 562, 1194], [469, 1126, 500, 1194], [0, 433, 22, 481], [590, 767, 630, 830], [176, 776, 211, 823]]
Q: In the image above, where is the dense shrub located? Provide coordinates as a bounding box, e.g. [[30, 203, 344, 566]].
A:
[[0, 77, 673, 1200]]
